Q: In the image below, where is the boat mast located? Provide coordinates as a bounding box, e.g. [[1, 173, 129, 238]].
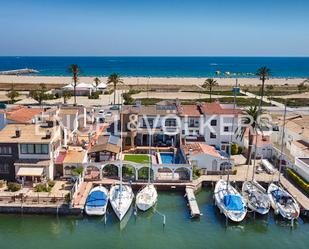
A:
[[251, 71, 266, 181], [278, 99, 287, 183], [120, 91, 124, 190], [227, 78, 238, 190], [148, 132, 152, 185]]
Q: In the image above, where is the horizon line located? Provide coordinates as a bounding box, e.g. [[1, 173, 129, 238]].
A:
[[1, 55, 309, 58]]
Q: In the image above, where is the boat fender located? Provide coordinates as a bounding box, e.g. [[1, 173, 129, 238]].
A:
[[275, 209, 279, 215]]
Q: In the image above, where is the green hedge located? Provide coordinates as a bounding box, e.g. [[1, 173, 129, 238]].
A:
[[7, 182, 21, 192], [286, 168, 309, 193]]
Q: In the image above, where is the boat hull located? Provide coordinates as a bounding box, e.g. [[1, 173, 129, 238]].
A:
[[110, 185, 134, 221], [267, 183, 300, 220], [136, 184, 158, 211], [85, 186, 109, 216], [242, 180, 270, 215], [214, 179, 247, 222]]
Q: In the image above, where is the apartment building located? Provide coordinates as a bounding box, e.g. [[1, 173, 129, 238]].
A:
[[121, 101, 242, 151], [0, 123, 62, 182]]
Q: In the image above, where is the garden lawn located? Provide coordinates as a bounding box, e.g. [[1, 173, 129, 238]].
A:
[[124, 154, 150, 164]]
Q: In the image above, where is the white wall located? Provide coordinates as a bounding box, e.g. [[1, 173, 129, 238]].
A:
[[187, 153, 233, 171], [294, 158, 309, 182]]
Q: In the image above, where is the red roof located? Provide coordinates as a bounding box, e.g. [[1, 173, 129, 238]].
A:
[[182, 142, 222, 157], [245, 129, 271, 146], [55, 151, 67, 164], [6, 106, 43, 123], [178, 105, 202, 117], [200, 101, 240, 115]]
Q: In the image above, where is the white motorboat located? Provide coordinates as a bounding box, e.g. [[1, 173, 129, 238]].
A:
[[214, 179, 247, 222], [110, 184, 134, 221], [136, 184, 158, 211], [242, 180, 270, 215], [136, 133, 158, 212], [267, 183, 300, 220], [85, 186, 109, 216]]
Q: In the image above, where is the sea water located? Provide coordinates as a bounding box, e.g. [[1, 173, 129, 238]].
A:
[[0, 189, 308, 249], [0, 56, 309, 78]]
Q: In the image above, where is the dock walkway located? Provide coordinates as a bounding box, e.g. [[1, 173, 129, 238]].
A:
[[185, 187, 201, 218], [280, 175, 309, 212]]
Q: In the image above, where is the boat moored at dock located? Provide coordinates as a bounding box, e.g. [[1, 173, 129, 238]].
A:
[[214, 179, 247, 222], [85, 186, 109, 216], [242, 180, 270, 215], [136, 184, 158, 211], [268, 183, 300, 220], [110, 184, 134, 220]]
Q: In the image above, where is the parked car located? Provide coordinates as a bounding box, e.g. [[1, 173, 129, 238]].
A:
[[110, 105, 120, 110], [98, 109, 105, 115]]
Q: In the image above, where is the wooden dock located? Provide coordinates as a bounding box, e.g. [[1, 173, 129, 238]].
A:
[[185, 187, 201, 218], [280, 175, 309, 215]]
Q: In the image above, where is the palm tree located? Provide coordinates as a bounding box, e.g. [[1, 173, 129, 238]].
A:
[[6, 84, 19, 104], [68, 64, 80, 106], [93, 77, 101, 92], [202, 78, 218, 102], [266, 84, 274, 102], [256, 67, 271, 108], [107, 73, 124, 105], [236, 105, 265, 165], [62, 91, 72, 104]]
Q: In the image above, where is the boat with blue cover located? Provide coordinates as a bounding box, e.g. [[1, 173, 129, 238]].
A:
[[267, 183, 300, 220], [85, 186, 109, 216], [214, 179, 247, 222]]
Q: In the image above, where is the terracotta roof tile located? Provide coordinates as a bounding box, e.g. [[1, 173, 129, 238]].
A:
[[200, 101, 240, 115], [181, 142, 222, 157], [178, 105, 202, 117], [6, 107, 43, 123]]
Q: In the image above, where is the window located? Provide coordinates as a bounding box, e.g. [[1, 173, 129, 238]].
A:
[[0, 163, 9, 174], [224, 126, 229, 132], [20, 144, 49, 154], [210, 132, 216, 139], [35, 144, 42, 154], [27, 144, 34, 154], [0, 146, 12, 155], [189, 118, 198, 127], [210, 120, 217, 126], [165, 119, 177, 127], [142, 118, 154, 128]]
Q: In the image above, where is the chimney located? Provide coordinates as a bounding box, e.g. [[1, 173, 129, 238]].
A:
[[15, 128, 21, 138]]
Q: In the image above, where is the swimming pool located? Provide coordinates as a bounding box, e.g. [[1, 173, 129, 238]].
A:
[[159, 152, 179, 164]]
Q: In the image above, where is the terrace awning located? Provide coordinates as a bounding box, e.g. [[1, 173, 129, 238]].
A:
[[16, 167, 44, 177]]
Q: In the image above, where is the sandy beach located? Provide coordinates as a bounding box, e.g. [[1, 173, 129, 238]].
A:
[[0, 75, 308, 89]]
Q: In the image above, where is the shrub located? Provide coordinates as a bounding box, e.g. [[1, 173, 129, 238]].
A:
[[48, 180, 56, 188], [286, 168, 309, 193], [35, 184, 52, 192], [7, 182, 21, 192], [122, 92, 134, 105], [72, 166, 84, 176], [231, 143, 239, 155], [122, 167, 135, 177], [35, 184, 46, 192], [88, 92, 100, 99], [138, 167, 149, 180], [0, 180, 5, 188], [238, 146, 243, 154], [65, 193, 71, 203], [193, 166, 201, 179], [103, 89, 114, 95]]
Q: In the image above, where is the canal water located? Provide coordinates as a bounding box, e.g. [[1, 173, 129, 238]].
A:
[[0, 189, 308, 249]]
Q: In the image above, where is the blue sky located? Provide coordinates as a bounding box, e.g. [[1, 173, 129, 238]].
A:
[[0, 0, 309, 56]]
